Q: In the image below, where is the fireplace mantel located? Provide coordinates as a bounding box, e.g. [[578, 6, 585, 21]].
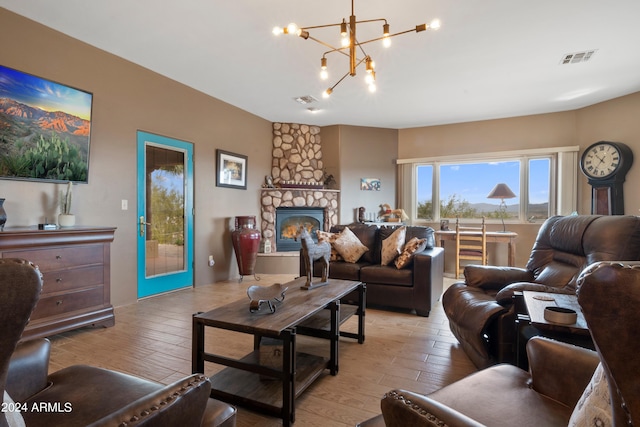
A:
[[260, 188, 340, 252]]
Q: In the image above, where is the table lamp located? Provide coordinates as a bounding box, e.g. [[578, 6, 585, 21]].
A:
[[487, 183, 516, 232]]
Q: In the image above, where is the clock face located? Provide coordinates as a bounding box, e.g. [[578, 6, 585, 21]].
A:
[[581, 143, 621, 179]]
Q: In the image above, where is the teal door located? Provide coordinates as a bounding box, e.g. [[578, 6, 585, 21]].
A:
[[137, 131, 194, 298]]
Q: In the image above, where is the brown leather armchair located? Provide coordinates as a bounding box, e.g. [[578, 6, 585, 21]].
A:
[[359, 261, 640, 427], [0, 258, 236, 427], [442, 215, 640, 368]]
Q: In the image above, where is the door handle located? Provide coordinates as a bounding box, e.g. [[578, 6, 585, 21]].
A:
[[139, 216, 151, 237]]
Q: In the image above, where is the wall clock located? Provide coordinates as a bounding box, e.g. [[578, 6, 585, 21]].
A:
[[580, 141, 633, 215]]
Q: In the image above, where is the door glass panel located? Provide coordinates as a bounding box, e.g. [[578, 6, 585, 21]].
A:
[[145, 145, 185, 277]]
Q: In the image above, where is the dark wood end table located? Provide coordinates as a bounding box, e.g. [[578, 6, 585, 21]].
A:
[[515, 290, 593, 368]]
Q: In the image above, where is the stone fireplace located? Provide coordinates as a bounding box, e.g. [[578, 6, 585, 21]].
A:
[[260, 189, 339, 252], [260, 122, 340, 252], [275, 207, 324, 251]]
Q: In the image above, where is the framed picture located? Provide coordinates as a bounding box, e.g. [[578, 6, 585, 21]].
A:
[[0, 64, 93, 183], [216, 149, 247, 189], [360, 178, 381, 191]]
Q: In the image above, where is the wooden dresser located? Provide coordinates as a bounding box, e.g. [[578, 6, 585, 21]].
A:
[[0, 226, 116, 340]]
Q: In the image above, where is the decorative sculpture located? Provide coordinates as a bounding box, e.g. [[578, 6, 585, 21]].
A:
[[296, 226, 330, 290], [358, 206, 366, 223], [380, 203, 409, 222], [247, 283, 288, 313]]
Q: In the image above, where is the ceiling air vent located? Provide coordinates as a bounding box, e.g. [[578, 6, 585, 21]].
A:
[[293, 95, 318, 105], [560, 50, 597, 65]]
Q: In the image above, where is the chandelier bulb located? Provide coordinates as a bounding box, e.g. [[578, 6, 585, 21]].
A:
[[365, 70, 376, 85], [323, 88, 333, 98], [383, 36, 391, 48], [287, 23, 299, 35], [368, 83, 377, 93], [272, 26, 284, 36], [320, 69, 328, 80], [429, 19, 441, 30], [341, 36, 350, 48]]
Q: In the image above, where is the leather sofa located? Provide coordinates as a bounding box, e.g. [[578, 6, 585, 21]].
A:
[[358, 261, 640, 427], [1, 258, 236, 427], [442, 214, 640, 368], [300, 223, 444, 316]]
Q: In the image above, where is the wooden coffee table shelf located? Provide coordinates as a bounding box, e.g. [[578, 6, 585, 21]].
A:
[[208, 351, 328, 411], [192, 277, 364, 426], [298, 303, 363, 343]]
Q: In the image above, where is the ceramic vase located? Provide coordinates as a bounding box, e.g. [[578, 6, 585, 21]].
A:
[[0, 198, 6, 231], [231, 216, 261, 277], [58, 213, 76, 227]]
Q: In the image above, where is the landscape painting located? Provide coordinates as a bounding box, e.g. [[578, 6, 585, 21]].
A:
[[0, 65, 92, 183]]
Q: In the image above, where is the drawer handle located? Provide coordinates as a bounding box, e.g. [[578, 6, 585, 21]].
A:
[[56, 255, 62, 260], [56, 278, 63, 283], [56, 300, 63, 306]]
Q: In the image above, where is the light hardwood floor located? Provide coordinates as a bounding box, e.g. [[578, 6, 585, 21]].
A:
[[47, 275, 477, 426]]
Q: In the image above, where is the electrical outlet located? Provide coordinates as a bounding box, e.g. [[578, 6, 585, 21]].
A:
[[121, 199, 128, 210], [208, 255, 215, 267]]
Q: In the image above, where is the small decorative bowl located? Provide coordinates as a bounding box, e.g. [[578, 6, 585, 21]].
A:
[[544, 306, 577, 324], [247, 283, 288, 313]]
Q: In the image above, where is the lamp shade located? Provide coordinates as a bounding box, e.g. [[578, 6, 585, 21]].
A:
[[487, 183, 516, 199]]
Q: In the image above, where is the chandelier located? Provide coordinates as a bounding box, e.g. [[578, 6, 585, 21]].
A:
[[273, 0, 440, 97]]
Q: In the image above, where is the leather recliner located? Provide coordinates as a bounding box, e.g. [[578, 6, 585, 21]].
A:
[[0, 258, 236, 427], [442, 215, 640, 368], [358, 261, 640, 427]]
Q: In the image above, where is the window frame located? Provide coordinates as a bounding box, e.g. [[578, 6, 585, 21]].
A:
[[398, 146, 579, 224]]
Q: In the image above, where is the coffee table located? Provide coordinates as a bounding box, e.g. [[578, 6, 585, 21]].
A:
[[192, 277, 364, 426]]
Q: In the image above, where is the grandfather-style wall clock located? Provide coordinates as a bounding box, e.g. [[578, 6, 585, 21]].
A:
[[580, 141, 633, 215]]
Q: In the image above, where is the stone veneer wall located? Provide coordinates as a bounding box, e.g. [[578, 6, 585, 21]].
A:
[[271, 122, 324, 184], [261, 123, 339, 252]]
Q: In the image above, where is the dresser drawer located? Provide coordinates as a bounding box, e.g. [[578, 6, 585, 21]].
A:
[[41, 265, 104, 294], [31, 286, 105, 321], [4, 244, 104, 271]]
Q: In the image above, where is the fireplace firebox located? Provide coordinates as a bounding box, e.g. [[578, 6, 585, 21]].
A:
[[275, 207, 324, 251]]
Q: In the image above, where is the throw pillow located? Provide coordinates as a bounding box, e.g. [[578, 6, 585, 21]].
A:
[[381, 226, 406, 265], [395, 237, 428, 269], [568, 363, 612, 427], [316, 230, 343, 261], [333, 227, 369, 263], [3, 391, 26, 427]]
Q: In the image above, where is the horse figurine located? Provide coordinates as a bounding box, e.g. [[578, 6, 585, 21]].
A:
[[296, 226, 330, 290]]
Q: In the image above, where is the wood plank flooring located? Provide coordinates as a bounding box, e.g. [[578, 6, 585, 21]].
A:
[[47, 275, 477, 426]]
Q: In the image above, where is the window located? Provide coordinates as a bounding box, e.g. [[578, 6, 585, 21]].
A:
[[402, 147, 577, 224]]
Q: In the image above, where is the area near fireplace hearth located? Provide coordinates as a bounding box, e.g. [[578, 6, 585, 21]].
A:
[[256, 123, 340, 274]]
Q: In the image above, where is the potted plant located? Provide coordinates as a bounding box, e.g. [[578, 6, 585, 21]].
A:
[[58, 182, 75, 227]]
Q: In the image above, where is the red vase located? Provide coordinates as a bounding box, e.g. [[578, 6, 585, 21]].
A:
[[232, 216, 261, 278]]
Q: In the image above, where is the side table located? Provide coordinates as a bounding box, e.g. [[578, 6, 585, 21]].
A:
[[514, 290, 594, 369]]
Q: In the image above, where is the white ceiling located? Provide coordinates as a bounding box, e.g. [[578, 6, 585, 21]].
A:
[[2, 0, 640, 129]]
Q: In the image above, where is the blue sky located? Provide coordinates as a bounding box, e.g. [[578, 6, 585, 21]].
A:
[[0, 65, 92, 120], [417, 159, 549, 205]]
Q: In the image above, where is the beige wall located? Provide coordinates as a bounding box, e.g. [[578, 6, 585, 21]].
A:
[[398, 93, 640, 268], [328, 125, 399, 224], [575, 93, 640, 215], [0, 10, 272, 306]]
